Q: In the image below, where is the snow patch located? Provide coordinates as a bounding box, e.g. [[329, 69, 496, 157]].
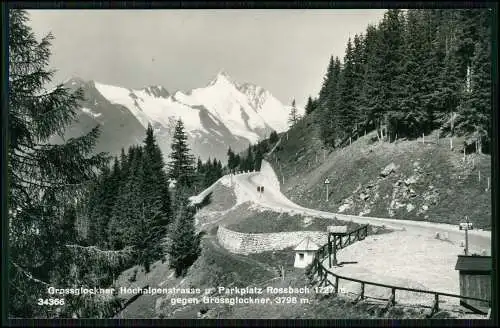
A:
[[94, 81, 207, 135]]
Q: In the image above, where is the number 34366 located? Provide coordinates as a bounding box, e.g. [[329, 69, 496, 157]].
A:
[[38, 298, 65, 306]]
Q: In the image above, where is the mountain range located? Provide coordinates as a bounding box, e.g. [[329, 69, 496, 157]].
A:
[[59, 71, 303, 163]]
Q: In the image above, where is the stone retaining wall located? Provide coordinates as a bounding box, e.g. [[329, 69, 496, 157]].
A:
[[217, 225, 328, 255]]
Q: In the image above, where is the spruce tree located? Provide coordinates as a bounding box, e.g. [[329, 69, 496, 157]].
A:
[[168, 190, 202, 277], [455, 10, 491, 151], [254, 149, 264, 171], [338, 38, 357, 138], [319, 56, 341, 147], [167, 119, 196, 190], [60, 205, 78, 245], [358, 24, 384, 136], [379, 9, 406, 140], [288, 99, 299, 127], [398, 9, 431, 138], [269, 131, 279, 144], [242, 146, 251, 171], [8, 10, 108, 317], [143, 123, 172, 220], [305, 96, 314, 115], [352, 34, 367, 130]]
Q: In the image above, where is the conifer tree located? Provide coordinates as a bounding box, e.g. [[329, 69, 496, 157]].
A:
[[352, 34, 368, 129], [227, 147, 237, 174], [398, 9, 431, 138], [8, 9, 108, 317], [142, 124, 171, 224], [254, 149, 264, 171], [305, 96, 314, 115], [455, 10, 491, 151], [358, 24, 384, 136], [269, 131, 279, 144], [288, 99, 299, 127], [338, 38, 357, 138], [319, 56, 341, 147], [379, 9, 406, 140], [168, 189, 202, 277], [168, 119, 196, 190]]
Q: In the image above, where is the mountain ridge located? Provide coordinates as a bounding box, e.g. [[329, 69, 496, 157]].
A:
[[61, 72, 303, 163]]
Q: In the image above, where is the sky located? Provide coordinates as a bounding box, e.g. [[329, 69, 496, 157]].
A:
[[27, 9, 386, 108]]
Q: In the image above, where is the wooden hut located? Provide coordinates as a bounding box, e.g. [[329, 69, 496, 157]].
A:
[[454, 255, 491, 312]]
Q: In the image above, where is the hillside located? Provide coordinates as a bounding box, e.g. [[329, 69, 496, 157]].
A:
[[108, 158, 487, 319], [268, 114, 491, 229]]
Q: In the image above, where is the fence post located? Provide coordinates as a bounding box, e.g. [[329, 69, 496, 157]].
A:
[[335, 276, 339, 294], [318, 260, 322, 278], [360, 282, 365, 300], [328, 234, 332, 268], [332, 235, 337, 266], [434, 294, 439, 313], [391, 288, 396, 306]]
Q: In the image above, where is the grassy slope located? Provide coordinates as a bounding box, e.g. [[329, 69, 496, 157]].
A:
[[269, 114, 491, 229], [163, 241, 462, 319]]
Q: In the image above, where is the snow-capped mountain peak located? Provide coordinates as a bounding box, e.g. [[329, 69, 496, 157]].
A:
[[63, 72, 300, 163], [207, 70, 235, 87]]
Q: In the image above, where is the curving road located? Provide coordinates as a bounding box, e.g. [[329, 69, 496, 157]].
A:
[[231, 160, 491, 255]]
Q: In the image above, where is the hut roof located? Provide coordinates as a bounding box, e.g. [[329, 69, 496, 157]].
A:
[[455, 255, 492, 273], [294, 237, 320, 251]]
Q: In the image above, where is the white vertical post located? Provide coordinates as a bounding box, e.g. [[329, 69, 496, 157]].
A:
[[323, 149, 326, 161], [422, 133, 425, 144], [282, 175, 284, 185], [478, 170, 481, 182], [349, 137, 352, 146], [326, 184, 329, 202], [487, 177, 490, 191], [464, 216, 469, 255], [450, 138, 453, 150]]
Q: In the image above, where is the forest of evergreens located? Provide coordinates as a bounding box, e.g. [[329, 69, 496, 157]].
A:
[[304, 9, 492, 153], [226, 131, 279, 173]]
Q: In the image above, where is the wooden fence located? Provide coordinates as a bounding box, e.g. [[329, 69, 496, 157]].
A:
[[309, 227, 491, 317]]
